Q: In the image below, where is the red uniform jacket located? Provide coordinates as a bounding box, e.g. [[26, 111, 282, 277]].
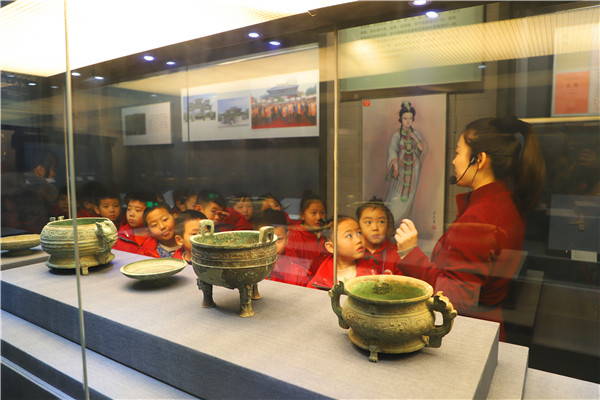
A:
[[269, 250, 311, 287], [398, 181, 525, 338], [307, 256, 377, 290], [286, 224, 326, 275], [217, 207, 253, 231], [114, 223, 152, 254], [363, 240, 402, 275], [77, 208, 97, 218]]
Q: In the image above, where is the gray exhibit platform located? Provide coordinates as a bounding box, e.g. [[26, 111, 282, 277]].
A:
[[1, 310, 195, 400], [1, 250, 501, 399], [1, 246, 48, 271]]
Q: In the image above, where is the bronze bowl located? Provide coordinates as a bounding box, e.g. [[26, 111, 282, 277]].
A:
[[40, 217, 117, 275], [329, 275, 457, 362], [191, 220, 277, 317]]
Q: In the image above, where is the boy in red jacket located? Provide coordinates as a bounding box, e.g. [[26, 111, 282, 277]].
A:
[[173, 210, 205, 263], [138, 203, 178, 258], [254, 209, 310, 287], [114, 191, 156, 254], [94, 188, 126, 230]]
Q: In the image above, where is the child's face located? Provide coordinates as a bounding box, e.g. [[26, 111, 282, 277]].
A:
[[58, 194, 69, 214], [199, 201, 223, 222], [334, 219, 364, 261], [177, 195, 197, 212], [146, 208, 175, 243], [359, 207, 388, 247], [273, 225, 288, 255], [95, 198, 121, 222], [176, 219, 200, 259], [184, 194, 198, 211], [126, 200, 146, 229], [300, 200, 326, 229], [261, 197, 281, 211], [233, 198, 253, 221]]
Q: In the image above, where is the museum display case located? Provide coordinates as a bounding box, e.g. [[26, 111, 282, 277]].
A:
[[1, 1, 599, 398]]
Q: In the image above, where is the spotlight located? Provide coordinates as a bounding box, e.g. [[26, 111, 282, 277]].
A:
[[426, 11, 439, 18], [94, 76, 104, 80], [248, 32, 260, 38], [269, 40, 281, 46], [71, 71, 81, 76], [144, 55, 155, 61], [412, 0, 427, 5], [166, 61, 176, 66]]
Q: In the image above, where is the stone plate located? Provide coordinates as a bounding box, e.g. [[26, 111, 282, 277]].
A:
[[1, 234, 41, 256], [121, 258, 187, 284]]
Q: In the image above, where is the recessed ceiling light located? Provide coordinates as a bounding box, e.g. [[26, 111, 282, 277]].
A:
[[248, 32, 260, 38], [143, 55, 155, 61], [426, 11, 439, 18], [94, 76, 104, 80], [166, 61, 176, 66], [71, 71, 81, 76], [412, 0, 427, 5], [51, 85, 59, 89], [269, 40, 281, 46], [28, 82, 36, 86]]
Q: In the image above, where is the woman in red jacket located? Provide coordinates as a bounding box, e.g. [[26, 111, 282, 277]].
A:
[[395, 116, 546, 339]]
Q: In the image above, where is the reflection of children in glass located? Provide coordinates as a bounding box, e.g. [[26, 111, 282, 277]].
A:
[[385, 101, 427, 225]]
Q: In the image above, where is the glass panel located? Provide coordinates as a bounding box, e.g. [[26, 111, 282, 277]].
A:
[[2, 1, 598, 395]]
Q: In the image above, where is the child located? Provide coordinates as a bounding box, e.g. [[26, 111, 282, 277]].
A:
[[307, 216, 376, 290], [172, 188, 197, 216], [77, 181, 103, 217], [258, 192, 296, 225], [138, 203, 179, 258], [356, 198, 401, 275], [196, 190, 251, 231], [229, 192, 254, 225], [51, 186, 70, 218], [254, 209, 309, 287], [114, 191, 156, 254], [286, 192, 327, 275], [94, 188, 126, 229], [173, 210, 204, 263]]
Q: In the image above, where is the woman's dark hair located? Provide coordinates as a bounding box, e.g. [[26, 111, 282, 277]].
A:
[[398, 100, 416, 123], [355, 197, 395, 237], [463, 116, 546, 210]]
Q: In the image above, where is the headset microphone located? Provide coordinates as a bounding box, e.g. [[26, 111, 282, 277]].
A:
[[448, 155, 478, 185]]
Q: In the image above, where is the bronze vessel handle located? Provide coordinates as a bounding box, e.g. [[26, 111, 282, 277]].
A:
[[425, 291, 457, 348], [328, 281, 349, 329], [258, 226, 274, 244], [199, 220, 214, 236], [94, 221, 112, 253]]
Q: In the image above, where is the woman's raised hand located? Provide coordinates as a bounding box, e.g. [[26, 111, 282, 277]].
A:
[[395, 219, 418, 255]]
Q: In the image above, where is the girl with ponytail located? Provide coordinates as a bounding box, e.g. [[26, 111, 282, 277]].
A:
[[394, 116, 545, 340]]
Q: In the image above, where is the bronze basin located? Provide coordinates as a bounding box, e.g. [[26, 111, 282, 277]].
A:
[[191, 220, 277, 317]]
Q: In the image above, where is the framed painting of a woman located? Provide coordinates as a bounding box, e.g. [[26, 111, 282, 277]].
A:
[[362, 94, 446, 253]]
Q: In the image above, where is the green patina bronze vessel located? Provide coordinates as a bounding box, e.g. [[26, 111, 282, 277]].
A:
[[191, 220, 277, 317], [329, 275, 457, 362], [40, 217, 117, 275]]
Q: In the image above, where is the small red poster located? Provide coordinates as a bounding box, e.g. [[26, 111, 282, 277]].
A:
[[554, 71, 590, 115]]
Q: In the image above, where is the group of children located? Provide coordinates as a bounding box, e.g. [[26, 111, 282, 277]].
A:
[[71, 182, 402, 290]]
